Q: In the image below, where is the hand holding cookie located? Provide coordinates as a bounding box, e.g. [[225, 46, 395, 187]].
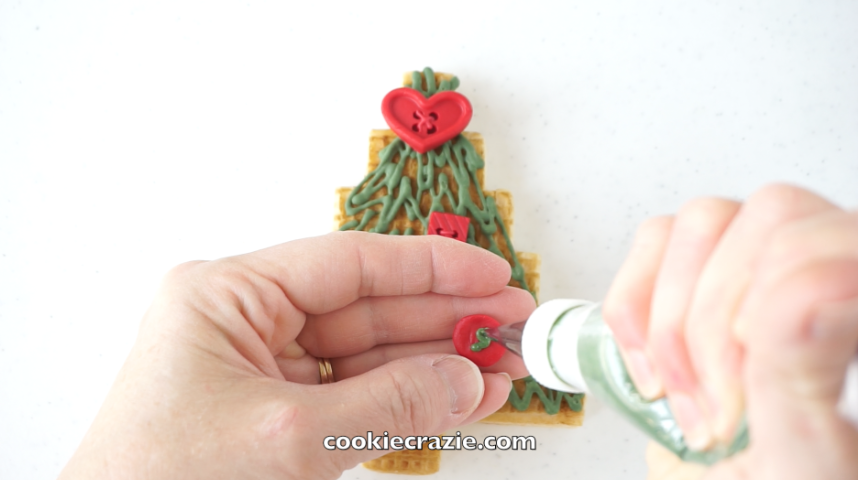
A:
[[57, 232, 533, 480]]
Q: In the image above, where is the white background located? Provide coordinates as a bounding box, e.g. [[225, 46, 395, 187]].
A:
[[2, 1, 857, 479]]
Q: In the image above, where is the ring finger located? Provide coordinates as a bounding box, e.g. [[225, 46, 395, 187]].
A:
[[275, 339, 527, 384]]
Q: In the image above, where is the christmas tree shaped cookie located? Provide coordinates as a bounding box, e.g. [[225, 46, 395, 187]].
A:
[[334, 68, 585, 475]]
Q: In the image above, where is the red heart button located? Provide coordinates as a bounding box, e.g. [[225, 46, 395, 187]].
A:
[[381, 88, 473, 153]]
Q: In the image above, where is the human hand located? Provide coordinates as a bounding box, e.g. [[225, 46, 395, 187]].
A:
[[58, 231, 534, 480], [603, 184, 858, 479]]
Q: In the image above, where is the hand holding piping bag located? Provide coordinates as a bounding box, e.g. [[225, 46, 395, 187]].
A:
[[603, 184, 858, 479]]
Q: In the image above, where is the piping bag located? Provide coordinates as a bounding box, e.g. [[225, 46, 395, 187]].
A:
[[454, 299, 858, 465]]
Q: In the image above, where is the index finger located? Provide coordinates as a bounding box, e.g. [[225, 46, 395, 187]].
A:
[[244, 230, 514, 315]]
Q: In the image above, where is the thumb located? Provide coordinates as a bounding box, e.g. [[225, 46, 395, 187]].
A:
[[309, 354, 510, 470], [736, 259, 858, 479]]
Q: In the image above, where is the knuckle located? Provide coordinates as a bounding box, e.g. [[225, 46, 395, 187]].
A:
[[675, 197, 740, 236], [199, 260, 248, 298], [766, 210, 858, 265], [634, 215, 674, 246], [163, 257, 261, 318], [162, 260, 206, 285], [745, 183, 815, 221], [379, 369, 435, 435], [766, 223, 807, 263]]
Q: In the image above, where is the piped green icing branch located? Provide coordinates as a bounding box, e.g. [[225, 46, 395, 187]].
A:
[[509, 376, 584, 414], [470, 327, 497, 352], [341, 136, 530, 294], [409, 67, 460, 97]]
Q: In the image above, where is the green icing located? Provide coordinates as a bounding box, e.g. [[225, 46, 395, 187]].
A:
[[341, 133, 529, 291], [470, 327, 496, 352], [409, 67, 460, 97], [341, 67, 579, 415], [509, 376, 584, 414], [340, 90, 530, 292]]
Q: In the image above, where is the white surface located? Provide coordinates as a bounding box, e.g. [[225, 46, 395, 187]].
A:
[[2, 1, 858, 479], [521, 298, 588, 393]]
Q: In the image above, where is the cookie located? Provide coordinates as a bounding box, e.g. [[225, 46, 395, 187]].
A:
[[334, 67, 584, 474], [361, 441, 441, 476]]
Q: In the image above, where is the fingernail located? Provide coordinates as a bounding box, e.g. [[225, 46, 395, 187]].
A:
[[705, 388, 729, 441], [433, 356, 483, 415], [625, 350, 662, 399], [671, 392, 713, 451], [281, 341, 306, 359], [495, 372, 512, 389], [707, 386, 743, 442]]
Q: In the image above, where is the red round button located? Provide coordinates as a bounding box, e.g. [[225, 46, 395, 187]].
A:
[[452, 314, 506, 367]]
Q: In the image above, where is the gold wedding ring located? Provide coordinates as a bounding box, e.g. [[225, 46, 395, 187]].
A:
[[318, 358, 334, 384]]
